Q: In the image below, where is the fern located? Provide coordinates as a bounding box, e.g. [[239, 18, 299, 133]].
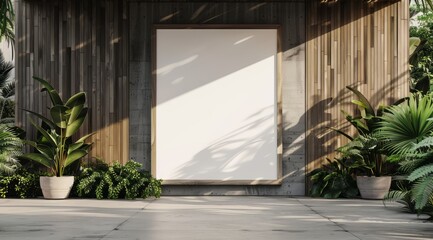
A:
[[408, 163, 433, 181], [74, 160, 162, 200], [413, 135, 433, 150], [411, 176, 433, 211], [385, 190, 411, 202]]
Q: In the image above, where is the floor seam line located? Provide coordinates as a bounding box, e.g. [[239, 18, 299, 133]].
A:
[[296, 199, 362, 240], [99, 198, 157, 240]]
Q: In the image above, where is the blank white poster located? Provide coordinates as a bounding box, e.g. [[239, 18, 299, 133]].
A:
[[155, 28, 278, 182]]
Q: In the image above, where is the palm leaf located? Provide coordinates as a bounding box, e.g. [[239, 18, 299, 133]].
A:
[[379, 94, 433, 155], [1, 81, 14, 99]]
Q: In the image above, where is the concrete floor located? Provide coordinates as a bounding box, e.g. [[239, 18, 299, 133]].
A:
[[0, 197, 431, 240]]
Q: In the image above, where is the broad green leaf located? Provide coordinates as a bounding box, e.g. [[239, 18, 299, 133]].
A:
[[68, 104, 84, 125], [20, 153, 53, 168], [65, 108, 88, 137], [33, 76, 55, 91], [65, 92, 86, 108], [50, 105, 69, 128], [409, 37, 421, 56], [64, 149, 88, 168], [35, 144, 55, 160], [346, 86, 375, 117], [68, 142, 84, 154], [22, 109, 56, 129], [352, 100, 368, 110], [29, 118, 57, 146], [33, 76, 64, 105], [76, 132, 96, 143]]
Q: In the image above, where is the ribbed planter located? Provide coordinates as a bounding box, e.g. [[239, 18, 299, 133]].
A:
[[40, 176, 75, 199], [356, 176, 392, 200]]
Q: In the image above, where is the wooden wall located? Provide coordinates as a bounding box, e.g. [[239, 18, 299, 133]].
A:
[[15, 0, 129, 164], [128, 0, 307, 195], [305, 0, 409, 182], [15, 0, 410, 193]]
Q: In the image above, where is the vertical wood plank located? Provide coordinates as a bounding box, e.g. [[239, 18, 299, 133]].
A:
[[16, 0, 129, 164], [305, 0, 409, 190]]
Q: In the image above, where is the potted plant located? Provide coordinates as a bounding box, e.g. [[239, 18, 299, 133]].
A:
[[337, 134, 391, 199], [21, 77, 93, 199], [330, 86, 393, 199]]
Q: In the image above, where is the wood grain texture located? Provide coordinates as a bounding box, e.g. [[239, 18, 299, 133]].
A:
[[15, 0, 409, 193], [15, 0, 129, 164], [129, 1, 306, 192], [305, 0, 409, 189]]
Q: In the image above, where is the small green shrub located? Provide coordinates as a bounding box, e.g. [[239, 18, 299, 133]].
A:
[[0, 169, 43, 198], [74, 160, 162, 200], [309, 158, 359, 198]]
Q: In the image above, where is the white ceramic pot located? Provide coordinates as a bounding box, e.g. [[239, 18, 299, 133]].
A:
[[40, 176, 75, 199], [356, 176, 392, 200]]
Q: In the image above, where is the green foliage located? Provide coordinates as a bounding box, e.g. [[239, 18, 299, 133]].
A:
[[385, 188, 416, 213], [386, 137, 433, 215], [0, 169, 43, 198], [337, 134, 387, 176], [379, 93, 433, 156], [411, 176, 433, 210], [0, 0, 14, 45], [411, 0, 433, 13], [410, 10, 433, 93], [74, 160, 162, 200], [0, 124, 23, 175], [21, 77, 94, 177], [309, 158, 359, 198], [330, 87, 392, 177], [340, 86, 383, 137], [0, 49, 15, 123], [0, 99, 14, 120]]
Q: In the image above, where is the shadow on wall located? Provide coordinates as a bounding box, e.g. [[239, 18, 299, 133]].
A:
[[16, 0, 405, 174], [171, 107, 277, 180], [306, 71, 410, 172]]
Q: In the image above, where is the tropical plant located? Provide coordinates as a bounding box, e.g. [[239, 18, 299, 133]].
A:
[[328, 87, 393, 176], [0, 0, 14, 45], [0, 49, 15, 123], [20, 77, 93, 177], [0, 124, 22, 175], [309, 158, 359, 198], [386, 137, 433, 215], [379, 93, 433, 156], [74, 160, 162, 200], [334, 86, 384, 138], [412, 0, 433, 12], [410, 11, 433, 93], [337, 133, 387, 177]]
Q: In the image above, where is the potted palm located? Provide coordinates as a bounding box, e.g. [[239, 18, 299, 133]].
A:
[[21, 77, 93, 199]]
